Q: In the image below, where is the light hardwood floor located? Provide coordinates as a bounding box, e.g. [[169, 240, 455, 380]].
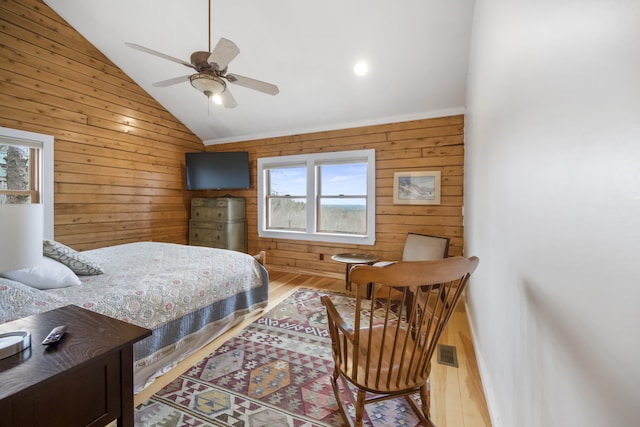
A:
[[134, 269, 492, 426]]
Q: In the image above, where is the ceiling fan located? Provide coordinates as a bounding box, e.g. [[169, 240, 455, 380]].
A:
[[125, 0, 278, 108]]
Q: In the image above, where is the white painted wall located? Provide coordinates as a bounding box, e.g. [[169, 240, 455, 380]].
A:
[[464, 1, 640, 426]]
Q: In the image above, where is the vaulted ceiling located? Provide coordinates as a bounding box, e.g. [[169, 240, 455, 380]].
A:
[[44, 0, 475, 145]]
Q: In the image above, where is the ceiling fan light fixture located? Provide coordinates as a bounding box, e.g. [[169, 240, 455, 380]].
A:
[[190, 74, 226, 96], [211, 94, 223, 105]]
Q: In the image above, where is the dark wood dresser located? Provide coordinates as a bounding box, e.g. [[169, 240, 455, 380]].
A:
[[0, 305, 151, 427]]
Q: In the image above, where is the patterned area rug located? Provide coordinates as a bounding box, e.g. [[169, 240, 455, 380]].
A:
[[135, 289, 424, 426]]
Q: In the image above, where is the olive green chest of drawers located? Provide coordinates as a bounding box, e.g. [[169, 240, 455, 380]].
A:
[[189, 197, 247, 252]]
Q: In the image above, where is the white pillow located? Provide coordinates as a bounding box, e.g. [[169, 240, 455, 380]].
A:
[[1, 256, 81, 290]]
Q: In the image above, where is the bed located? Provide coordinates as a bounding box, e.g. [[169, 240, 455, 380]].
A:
[[0, 241, 269, 393]]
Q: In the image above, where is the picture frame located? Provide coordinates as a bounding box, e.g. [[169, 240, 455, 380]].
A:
[[393, 171, 441, 205]]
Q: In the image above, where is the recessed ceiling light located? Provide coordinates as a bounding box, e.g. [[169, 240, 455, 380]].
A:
[[354, 61, 368, 76]]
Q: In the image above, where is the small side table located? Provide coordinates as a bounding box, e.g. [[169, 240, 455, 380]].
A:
[[0, 305, 151, 427], [331, 253, 379, 291]]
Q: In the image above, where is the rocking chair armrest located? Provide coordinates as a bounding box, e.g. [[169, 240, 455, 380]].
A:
[[321, 295, 355, 339]]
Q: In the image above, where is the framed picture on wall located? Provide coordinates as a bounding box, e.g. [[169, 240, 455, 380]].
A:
[[393, 171, 441, 205]]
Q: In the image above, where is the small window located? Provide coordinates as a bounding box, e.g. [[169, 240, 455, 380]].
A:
[[0, 141, 41, 204], [0, 128, 54, 238], [258, 149, 375, 245]]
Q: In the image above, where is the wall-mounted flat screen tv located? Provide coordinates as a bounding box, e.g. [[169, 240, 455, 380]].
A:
[[185, 151, 250, 190]]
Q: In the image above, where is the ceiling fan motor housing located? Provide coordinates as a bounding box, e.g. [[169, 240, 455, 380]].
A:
[[190, 51, 217, 72]]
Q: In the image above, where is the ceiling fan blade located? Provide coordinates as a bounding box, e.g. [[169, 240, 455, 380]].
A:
[[125, 43, 194, 69], [219, 88, 238, 109], [226, 73, 279, 95], [152, 75, 191, 87], [207, 38, 240, 70]]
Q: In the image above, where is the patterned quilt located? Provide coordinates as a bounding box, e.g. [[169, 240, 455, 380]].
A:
[[0, 241, 269, 392]]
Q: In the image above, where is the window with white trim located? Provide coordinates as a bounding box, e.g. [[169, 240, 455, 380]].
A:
[[0, 141, 41, 204], [258, 149, 375, 245], [0, 127, 54, 238]]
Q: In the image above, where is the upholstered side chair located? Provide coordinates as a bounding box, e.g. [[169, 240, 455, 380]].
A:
[[376, 233, 450, 267], [368, 232, 450, 299]]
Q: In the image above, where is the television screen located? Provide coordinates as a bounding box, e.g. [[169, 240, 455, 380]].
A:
[[185, 151, 250, 190]]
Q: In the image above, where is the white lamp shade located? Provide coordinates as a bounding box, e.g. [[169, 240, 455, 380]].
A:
[[0, 203, 43, 273]]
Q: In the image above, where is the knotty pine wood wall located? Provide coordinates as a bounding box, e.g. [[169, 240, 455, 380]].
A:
[[0, 0, 204, 250], [1, 0, 465, 276], [202, 115, 465, 278]]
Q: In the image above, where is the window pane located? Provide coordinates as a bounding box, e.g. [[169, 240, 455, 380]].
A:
[[268, 167, 306, 196], [318, 198, 366, 234], [268, 197, 306, 230], [319, 163, 366, 196], [0, 144, 33, 204], [257, 149, 375, 245]]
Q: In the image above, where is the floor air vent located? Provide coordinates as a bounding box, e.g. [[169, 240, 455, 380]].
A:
[[437, 344, 459, 368]]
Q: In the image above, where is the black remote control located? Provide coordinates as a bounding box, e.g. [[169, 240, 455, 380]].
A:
[[42, 325, 67, 345]]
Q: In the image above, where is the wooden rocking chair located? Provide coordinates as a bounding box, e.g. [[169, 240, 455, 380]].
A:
[[321, 256, 480, 427]]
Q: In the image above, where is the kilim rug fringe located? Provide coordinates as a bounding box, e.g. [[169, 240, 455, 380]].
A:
[[135, 288, 425, 426]]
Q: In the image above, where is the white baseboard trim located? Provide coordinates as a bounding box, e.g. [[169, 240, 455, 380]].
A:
[[463, 298, 502, 427]]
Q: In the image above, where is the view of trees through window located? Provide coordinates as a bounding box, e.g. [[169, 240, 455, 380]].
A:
[[0, 144, 36, 204], [266, 162, 367, 234]]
